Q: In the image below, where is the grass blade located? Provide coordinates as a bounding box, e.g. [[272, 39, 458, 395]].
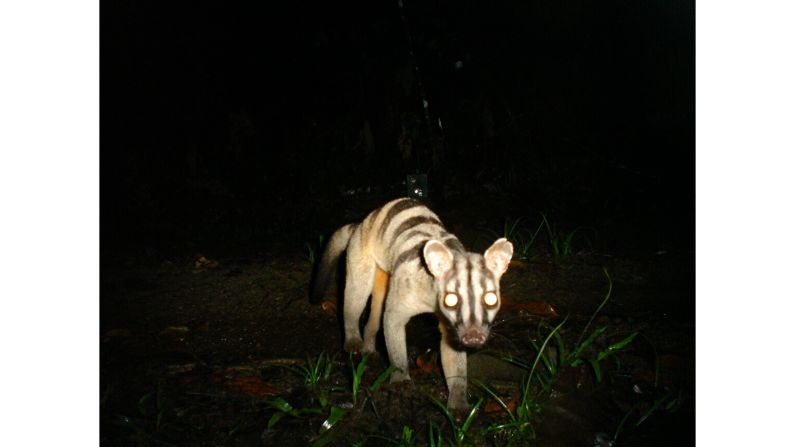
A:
[[597, 332, 639, 362], [571, 326, 607, 360], [577, 267, 613, 345], [588, 358, 603, 383], [319, 406, 347, 433], [527, 317, 568, 380], [369, 366, 396, 393]]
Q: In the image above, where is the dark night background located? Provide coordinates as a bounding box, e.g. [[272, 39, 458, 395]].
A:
[[102, 0, 694, 255], [99, 1, 695, 445]]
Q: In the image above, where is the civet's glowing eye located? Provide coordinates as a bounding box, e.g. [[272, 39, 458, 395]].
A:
[[483, 291, 499, 307], [443, 292, 459, 308]]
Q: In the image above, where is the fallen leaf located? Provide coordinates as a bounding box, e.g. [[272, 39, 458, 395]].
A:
[[508, 259, 529, 269], [225, 375, 280, 397], [321, 300, 337, 317], [222, 366, 257, 376], [415, 351, 439, 375], [484, 396, 517, 414], [192, 254, 219, 272], [500, 299, 558, 317], [160, 326, 190, 336]]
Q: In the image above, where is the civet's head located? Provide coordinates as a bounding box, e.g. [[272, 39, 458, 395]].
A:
[[423, 238, 513, 348]]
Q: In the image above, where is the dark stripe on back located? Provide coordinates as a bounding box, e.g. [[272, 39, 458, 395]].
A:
[[402, 230, 432, 244], [390, 215, 443, 246], [443, 237, 465, 252], [392, 240, 426, 269], [378, 198, 424, 238]]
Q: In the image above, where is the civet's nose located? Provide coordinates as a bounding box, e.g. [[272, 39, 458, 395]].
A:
[[460, 326, 488, 348]]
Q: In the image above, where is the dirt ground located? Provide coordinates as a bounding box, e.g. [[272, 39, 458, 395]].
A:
[[100, 194, 694, 446]]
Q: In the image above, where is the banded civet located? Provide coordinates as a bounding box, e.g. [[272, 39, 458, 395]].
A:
[[311, 197, 513, 410]]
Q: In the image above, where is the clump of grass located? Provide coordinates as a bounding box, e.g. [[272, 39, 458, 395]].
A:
[[609, 389, 684, 445], [488, 217, 544, 260], [265, 351, 400, 446], [266, 397, 324, 430], [266, 354, 338, 431], [284, 352, 336, 388], [539, 213, 580, 260], [266, 272, 649, 446], [348, 353, 394, 405], [368, 425, 418, 447], [489, 214, 595, 261], [428, 396, 484, 447], [477, 378, 538, 446], [480, 268, 637, 443], [428, 420, 443, 447], [309, 354, 395, 446], [478, 318, 568, 444], [398, 425, 417, 446], [543, 269, 638, 383]]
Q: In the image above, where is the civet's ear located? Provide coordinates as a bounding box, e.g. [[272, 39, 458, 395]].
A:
[[484, 238, 513, 277], [423, 240, 454, 279]]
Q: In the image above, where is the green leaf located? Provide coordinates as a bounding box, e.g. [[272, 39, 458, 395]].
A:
[[350, 353, 369, 401], [319, 406, 348, 433], [636, 391, 674, 426], [369, 366, 396, 393], [528, 317, 568, 380], [137, 392, 153, 416], [571, 326, 607, 360], [322, 353, 336, 380], [429, 393, 483, 446], [563, 229, 578, 255], [317, 391, 329, 408], [113, 414, 135, 427], [577, 267, 613, 345], [428, 421, 442, 447], [428, 394, 454, 427], [552, 330, 567, 368], [267, 412, 285, 429], [356, 355, 369, 377], [588, 358, 603, 383], [477, 381, 516, 422], [503, 354, 530, 370], [329, 385, 347, 394], [267, 398, 294, 413], [597, 332, 638, 362], [611, 406, 636, 443], [665, 391, 683, 411], [458, 398, 483, 440]]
